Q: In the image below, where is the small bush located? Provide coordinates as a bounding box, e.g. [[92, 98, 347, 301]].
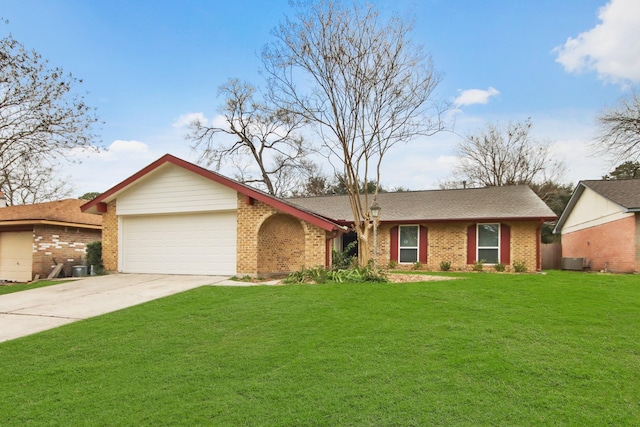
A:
[[472, 260, 485, 272], [85, 241, 105, 275], [284, 263, 387, 284], [412, 261, 423, 270], [513, 260, 527, 273], [332, 241, 357, 270], [494, 263, 506, 272], [387, 260, 398, 270], [284, 267, 329, 284], [439, 261, 451, 271]]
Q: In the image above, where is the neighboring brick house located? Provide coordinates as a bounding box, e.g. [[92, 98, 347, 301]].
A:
[[0, 197, 102, 282], [82, 154, 555, 276], [554, 179, 640, 273]]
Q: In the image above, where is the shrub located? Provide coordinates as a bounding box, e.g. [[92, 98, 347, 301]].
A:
[[513, 260, 527, 273], [412, 261, 423, 270], [284, 263, 387, 284], [332, 241, 357, 270], [85, 241, 105, 275], [284, 267, 329, 284], [472, 260, 485, 272], [439, 261, 451, 271], [494, 263, 506, 272], [387, 260, 398, 270]]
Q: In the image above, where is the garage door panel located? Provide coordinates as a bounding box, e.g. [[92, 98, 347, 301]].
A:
[[0, 231, 33, 282], [121, 212, 237, 275]]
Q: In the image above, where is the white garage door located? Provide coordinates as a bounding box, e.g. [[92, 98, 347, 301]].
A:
[[120, 212, 237, 275], [0, 231, 33, 282]]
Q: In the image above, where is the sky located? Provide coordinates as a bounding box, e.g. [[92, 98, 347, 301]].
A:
[[3, 0, 640, 196]]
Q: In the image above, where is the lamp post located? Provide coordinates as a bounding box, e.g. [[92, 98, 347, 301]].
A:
[[370, 202, 381, 269]]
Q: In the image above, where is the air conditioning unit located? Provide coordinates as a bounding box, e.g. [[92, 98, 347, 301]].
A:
[[561, 257, 585, 271]]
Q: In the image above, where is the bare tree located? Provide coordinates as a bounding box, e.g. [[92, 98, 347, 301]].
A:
[[187, 78, 315, 196], [595, 88, 640, 163], [0, 156, 73, 205], [452, 119, 565, 188], [0, 31, 99, 204], [262, 0, 444, 265]]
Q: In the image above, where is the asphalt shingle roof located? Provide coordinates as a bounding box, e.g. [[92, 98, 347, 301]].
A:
[[288, 185, 556, 223], [0, 199, 102, 227], [581, 179, 640, 210]]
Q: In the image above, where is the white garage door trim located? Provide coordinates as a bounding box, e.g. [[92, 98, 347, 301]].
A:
[[119, 212, 237, 275], [0, 231, 33, 282]]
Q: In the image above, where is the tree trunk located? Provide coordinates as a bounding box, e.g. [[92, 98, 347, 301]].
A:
[[357, 222, 373, 267]]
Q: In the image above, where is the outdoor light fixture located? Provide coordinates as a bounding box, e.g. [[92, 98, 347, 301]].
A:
[[370, 202, 381, 218]]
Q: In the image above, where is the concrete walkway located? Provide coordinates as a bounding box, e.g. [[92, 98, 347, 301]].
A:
[[0, 274, 249, 343]]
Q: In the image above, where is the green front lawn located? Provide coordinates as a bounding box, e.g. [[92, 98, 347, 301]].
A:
[[0, 271, 638, 425]]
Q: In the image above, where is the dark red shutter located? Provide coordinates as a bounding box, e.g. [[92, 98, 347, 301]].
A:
[[467, 224, 476, 264], [419, 226, 428, 264], [500, 223, 511, 265], [390, 226, 399, 262]]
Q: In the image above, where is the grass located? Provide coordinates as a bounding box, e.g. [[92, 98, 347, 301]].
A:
[[0, 280, 70, 295], [0, 271, 638, 425]]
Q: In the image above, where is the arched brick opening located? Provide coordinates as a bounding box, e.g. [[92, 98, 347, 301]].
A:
[[257, 214, 305, 275]]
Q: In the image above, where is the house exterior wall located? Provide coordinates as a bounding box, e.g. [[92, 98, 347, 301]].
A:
[[31, 224, 102, 278], [373, 221, 540, 272], [562, 187, 633, 233], [102, 201, 118, 271], [102, 192, 328, 276], [562, 215, 637, 273], [509, 221, 540, 271], [116, 163, 237, 215], [636, 215, 640, 273], [257, 214, 305, 275], [237, 194, 327, 276]]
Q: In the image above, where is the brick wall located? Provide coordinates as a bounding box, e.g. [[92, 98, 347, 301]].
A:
[[237, 194, 327, 276], [509, 221, 540, 271], [562, 215, 637, 273], [32, 224, 102, 278], [257, 214, 305, 274], [372, 221, 540, 272], [102, 201, 118, 271]]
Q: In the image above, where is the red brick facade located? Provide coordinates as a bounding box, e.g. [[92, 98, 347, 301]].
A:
[[562, 215, 639, 273], [31, 224, 102, 279]]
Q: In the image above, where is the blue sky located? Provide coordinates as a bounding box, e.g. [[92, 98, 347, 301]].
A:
[[3, 0, 639, 195]]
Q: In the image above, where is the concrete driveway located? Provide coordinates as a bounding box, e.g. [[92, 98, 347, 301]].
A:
[[0, 274, 244, 343]]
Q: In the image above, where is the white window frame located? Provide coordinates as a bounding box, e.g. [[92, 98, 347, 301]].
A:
[[398, 225, 419, 264], [477, 223, 500, 264]]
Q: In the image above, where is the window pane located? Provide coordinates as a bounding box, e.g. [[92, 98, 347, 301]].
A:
[[478, 224, 499, 247], [478, 248, 499, 264], [400, 248, 418, 263], [400, 226, 418, 247]]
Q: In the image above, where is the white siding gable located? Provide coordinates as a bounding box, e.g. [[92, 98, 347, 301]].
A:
[[562, 187, 633, 234], [117, 163, 238, 215]]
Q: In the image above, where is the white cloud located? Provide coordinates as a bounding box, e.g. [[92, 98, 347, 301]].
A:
[[172, 112, 209, 128], [454, 87, 500, 107], [108, 139, 150, 154], [554, 0, 640, 84]]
